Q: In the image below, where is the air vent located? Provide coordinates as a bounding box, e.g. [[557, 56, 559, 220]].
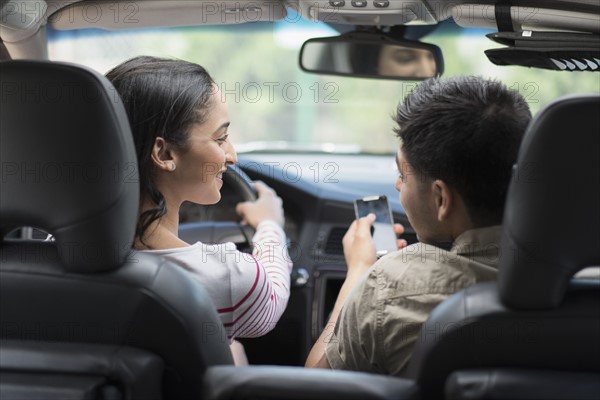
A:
[[324, 227, 348, 255]]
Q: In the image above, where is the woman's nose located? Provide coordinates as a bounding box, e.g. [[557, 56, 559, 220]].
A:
[[423, 57, 436, 77], [395, 176, 402, 192], [225, 139, 237, 165]]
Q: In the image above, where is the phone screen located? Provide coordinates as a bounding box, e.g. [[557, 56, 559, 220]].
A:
[[354, 195, 397, 257]]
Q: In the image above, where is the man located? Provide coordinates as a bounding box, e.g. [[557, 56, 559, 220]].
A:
[[306, 75, 532, 375]]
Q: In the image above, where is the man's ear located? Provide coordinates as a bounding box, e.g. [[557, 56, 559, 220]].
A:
[[432, 180, 453, 222], [151, 137, 176, 172]]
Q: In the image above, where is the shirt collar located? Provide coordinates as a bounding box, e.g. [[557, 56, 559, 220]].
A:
[[451, 225, 503, 258]]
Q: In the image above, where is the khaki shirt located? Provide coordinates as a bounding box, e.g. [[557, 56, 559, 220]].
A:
[[325, 226, 502, 376]]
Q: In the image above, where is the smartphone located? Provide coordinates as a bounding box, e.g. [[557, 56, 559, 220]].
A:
[[354, 195, 397, 257]]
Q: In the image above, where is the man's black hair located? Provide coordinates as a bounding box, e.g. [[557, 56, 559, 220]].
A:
[[394, 75, 532, 227]]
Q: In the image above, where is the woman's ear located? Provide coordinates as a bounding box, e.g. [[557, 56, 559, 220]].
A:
[[432, 180, 453, 222], [151, 137, 177, 172]]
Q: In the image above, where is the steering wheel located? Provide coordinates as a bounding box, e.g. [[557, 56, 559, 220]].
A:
[[178, 164, 257, 249]]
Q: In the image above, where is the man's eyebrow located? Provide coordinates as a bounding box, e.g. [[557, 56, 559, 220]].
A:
[[212, 122, 230, 135]]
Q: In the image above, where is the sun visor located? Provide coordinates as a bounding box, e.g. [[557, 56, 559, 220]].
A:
[[49, 0, 287, 30], [451, 3, 600, 71], [451, 4, 600, 34], [486, 47, 600, 71], [485, 31, 600, 71]]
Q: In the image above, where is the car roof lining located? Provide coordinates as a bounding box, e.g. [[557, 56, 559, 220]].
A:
[[42, 0, 600, 31], [48, 0, 287, 31], [1, 0, 598, 61]]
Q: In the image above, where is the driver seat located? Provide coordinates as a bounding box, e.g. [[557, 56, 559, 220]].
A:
[[0, 60, 233, 399], [406, 94, 600, 399]]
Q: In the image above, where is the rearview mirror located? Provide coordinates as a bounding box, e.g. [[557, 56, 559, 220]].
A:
[[300, 31, 444, 80]]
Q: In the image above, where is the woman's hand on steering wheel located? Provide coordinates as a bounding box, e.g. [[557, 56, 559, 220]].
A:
[[236, 181, 285, 228]]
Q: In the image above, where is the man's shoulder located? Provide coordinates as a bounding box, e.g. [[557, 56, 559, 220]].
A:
[[376, 242, 454, 275], [373, 243, 452, 293], [373, 240, 494, 298]]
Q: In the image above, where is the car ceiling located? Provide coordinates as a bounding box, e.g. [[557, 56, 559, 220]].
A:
[[1, 0, 599, 60]]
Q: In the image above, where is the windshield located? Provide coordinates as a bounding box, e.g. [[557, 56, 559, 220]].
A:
[[48, 17, 600, 154]]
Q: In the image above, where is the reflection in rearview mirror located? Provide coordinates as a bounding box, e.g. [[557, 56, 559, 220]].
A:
[[377, 45, 436, 78], [301, 37, 443, 80]]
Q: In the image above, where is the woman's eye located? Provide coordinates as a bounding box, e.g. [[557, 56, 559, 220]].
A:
[[216, 135, 228, 145], [395, 56, 417, 63], [396, 169, 405, 182]]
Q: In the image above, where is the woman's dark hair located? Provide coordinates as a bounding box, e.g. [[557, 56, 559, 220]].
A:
[[394, 75, 532, 227], [349, 43, 382, 75], [106, 56, 215, 246]]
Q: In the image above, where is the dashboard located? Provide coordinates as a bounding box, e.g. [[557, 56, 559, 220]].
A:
[[180, 152, 417, 264]]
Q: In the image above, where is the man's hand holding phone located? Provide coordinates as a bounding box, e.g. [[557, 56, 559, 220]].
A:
[[343, 196, 408, 276], [342, 214, 379, 278], [394, 224, 408, 250], [354, 195, 407, 255], [306, 202, 407, 369]]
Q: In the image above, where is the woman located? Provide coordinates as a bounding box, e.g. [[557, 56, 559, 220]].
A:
[[106, 56, 292, 364]]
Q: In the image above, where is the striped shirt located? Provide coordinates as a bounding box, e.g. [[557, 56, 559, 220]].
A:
[[142, 220, 292, 341]]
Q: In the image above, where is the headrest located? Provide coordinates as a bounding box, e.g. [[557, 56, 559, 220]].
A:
[[499, 95, 600, 309], [0, 61, 139, 272]]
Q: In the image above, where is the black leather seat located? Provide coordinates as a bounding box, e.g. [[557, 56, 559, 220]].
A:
[[406, 95, 600, 399], [0, 60, 233, 400]]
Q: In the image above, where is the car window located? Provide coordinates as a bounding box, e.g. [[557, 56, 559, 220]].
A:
[[48, 18, 600, 154]]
